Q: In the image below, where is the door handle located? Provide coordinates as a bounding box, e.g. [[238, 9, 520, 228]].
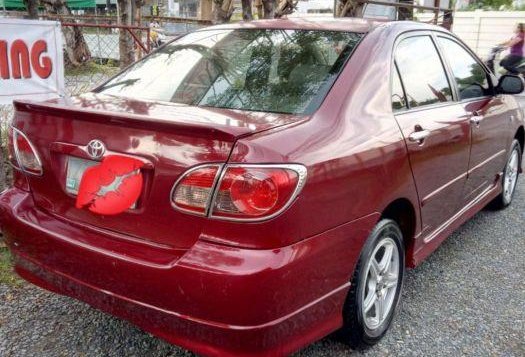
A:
[[408, 129, 431, 144]]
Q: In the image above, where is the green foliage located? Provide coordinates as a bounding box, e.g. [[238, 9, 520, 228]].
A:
[[65, 60, 119, 76], [0, 244, 23, 287], [459, 0, 513, 11]]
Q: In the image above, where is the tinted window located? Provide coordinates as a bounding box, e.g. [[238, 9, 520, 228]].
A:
[[438, 37, 492, 100], [395, 36, 452, 108], [392, 64, 407, 111], [97, 29, 363, 115]]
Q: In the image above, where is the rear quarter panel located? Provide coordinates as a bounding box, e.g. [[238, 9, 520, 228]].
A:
[[202, 25, 421, 252]]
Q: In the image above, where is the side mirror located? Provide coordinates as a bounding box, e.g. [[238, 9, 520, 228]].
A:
[[496, 75, 524, 95]]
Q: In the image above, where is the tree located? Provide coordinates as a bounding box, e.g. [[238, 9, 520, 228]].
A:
[[40, 0, 91, 66], [23, 0, 39, 19], [212, 0, 234, 24], [336, 0, 365, 17], [275, 0, 298, 18], [241, 0, 253, 20], [254, 0, 263, 18], [116, 0, 146, 68], [213, 0, 297, 23], [397, 0, 413, 20], [465, 0, 512, 9], [117, 0, 135, 68], [261, 0, 275, 18]]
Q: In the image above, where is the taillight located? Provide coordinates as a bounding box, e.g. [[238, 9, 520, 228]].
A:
[[7, 126, 18, 168], [171, 164, 307, 221], [12, 127, 43, 175], [171, 165, 221, 215]]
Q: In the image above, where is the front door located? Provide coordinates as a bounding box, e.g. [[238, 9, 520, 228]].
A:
[[393, 34, 471, 234], [436, 35, 511, 202]]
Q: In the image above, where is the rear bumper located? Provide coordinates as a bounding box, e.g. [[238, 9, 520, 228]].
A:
[[0, 188, 378, 356]]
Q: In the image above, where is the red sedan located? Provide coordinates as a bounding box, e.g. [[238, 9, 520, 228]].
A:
[[1, 18, 523, 356]]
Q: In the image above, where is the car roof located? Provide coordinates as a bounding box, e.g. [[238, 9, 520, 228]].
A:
[[197, 17, 439, 34]]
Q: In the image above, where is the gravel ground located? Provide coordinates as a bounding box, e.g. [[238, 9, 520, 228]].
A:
[[0, 179, 523, 357]]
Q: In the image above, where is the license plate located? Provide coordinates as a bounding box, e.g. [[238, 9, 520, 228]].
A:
[[66, 156, 98, 195]]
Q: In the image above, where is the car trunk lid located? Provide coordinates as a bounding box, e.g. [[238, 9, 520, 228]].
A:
[[12, 93, 304, 249]]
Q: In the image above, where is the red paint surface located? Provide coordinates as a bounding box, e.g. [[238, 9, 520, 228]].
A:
[[1, 18, 523, 356]]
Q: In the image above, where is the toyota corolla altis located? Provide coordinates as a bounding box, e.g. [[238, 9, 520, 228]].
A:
[[1, 18, 523, 356]]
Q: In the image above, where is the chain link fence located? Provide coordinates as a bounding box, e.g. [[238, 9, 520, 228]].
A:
[[0, 22, 125, 190], [0, 15, 208, 190]]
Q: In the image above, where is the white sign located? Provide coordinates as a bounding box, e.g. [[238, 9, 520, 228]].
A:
[[0, 18, 64, 105]]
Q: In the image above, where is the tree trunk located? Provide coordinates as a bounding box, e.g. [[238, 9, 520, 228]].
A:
[[117, 0, 135, 68], [41, 0, 91, 66], [212, 0, 234, 24], [254, 0, 263, 19], [262, 0, 275, 18], [336, 0, 365, 17], [397, 0, 413, 20], [275, 0, 297, 18], [241, 0, 253, 21], [23, 0, 39, 19], [134, 0, 144, 60]]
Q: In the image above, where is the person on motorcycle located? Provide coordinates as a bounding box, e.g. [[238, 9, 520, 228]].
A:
[[150, 21, 163, 48], [499, 23, 525, 74]]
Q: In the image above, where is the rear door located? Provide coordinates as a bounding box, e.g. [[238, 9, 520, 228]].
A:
[[393, 33, 471, 234], [435, 35, 511, 203]]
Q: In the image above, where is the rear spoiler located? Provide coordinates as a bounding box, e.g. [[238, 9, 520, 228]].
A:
[[13, 100, 252, 141]]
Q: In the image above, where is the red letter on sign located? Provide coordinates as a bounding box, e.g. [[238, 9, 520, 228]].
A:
[[31, 40, 52, 79], [10, 40, 31, 79], [0, 41, 8, 79]]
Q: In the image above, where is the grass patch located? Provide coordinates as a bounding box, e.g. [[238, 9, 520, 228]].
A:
[[0, 242, 23, 287], [65, 60, 119, 77]]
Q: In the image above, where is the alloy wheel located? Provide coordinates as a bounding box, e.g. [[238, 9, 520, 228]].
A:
[[503, 148, 519, 204], [361, 237, 400, 330]]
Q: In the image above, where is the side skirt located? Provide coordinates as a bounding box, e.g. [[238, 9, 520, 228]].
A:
[[409, 179, 501, 267]]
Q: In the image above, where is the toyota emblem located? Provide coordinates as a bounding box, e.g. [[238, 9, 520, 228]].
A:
[[87, 139, 106, 159]]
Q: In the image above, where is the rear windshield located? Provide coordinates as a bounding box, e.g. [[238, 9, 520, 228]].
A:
[[96, 29, 363, 114]]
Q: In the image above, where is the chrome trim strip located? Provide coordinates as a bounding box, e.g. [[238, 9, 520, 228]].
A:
[[11, 126, 43, 176], [422, 171, 468, 206], [467, 149, 506, 175], [208, 163, 308, 223], [170, 163, 308, 222], [422, 149, 506, 206], [169, 163, 223, 217], [423, 183, 497, 244]]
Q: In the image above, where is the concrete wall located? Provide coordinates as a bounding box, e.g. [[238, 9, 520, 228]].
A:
[[416, 11, 525, 60]]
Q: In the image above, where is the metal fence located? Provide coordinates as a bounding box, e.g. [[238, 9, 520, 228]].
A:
[[0, 15, 208, 189]]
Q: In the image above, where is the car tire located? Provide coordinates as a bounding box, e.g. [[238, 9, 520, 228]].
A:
[[338, 219, 405, 349], [491, 139, 521, 209]]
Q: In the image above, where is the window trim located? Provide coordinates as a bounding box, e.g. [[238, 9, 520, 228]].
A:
[[432, 33, 495, 104], [391, 31, 457, 114], [392, 61, 408, 112]]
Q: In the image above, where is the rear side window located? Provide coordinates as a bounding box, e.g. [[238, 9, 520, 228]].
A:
[[437, 37, 492, 100], [395, 36, 452, 109]]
